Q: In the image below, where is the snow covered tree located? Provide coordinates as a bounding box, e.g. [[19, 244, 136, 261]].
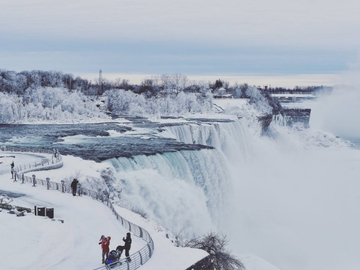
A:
[[160, 73, 188, 95], [0, 93, 22, 123], [185, 232, 244, 270]]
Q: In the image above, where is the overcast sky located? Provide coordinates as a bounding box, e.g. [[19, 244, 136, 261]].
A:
[[1, 0, 359, 81]]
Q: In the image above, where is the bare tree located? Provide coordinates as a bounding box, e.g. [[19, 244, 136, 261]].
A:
[[160, 73, 188, 95], [113, 77, 122, 89], [185, 232, 245, 270]]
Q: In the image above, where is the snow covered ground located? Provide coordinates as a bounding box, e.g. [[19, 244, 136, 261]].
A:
[[0, 151, 280, 270]]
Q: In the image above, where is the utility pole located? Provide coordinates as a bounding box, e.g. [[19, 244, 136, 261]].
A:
[[99, 69, 103, 95]]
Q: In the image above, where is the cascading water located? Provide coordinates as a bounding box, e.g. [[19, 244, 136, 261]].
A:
[[272, 114, 287, 126], [105, 148, 231, 238], [145, 112, 360, 270], [98, 95, 360, 270], [163, 119, 252, 165]]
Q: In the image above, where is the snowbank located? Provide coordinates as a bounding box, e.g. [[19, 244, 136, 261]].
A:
[[0, 151, 281, 270]]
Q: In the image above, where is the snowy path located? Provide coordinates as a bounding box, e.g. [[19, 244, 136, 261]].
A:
[[0, 153, 145, 270], [0, 151, 277, 270]]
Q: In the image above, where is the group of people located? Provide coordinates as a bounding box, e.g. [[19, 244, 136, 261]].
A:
[[99, 232, 132, 264], [9, 151, 133, 266]]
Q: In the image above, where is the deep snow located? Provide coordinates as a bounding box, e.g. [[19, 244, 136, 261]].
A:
[[3, 93, 358, 270], [0, 151, 279, 270]]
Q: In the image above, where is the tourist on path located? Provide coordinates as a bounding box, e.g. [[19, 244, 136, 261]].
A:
[[70, 179, 78, 196], [99, 235, 111, 264], [123, 232, 132, 262], [10, 161, 14, 179]]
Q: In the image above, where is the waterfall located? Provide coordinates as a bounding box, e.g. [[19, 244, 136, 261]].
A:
[[102, 119, 255, 238], [272, 114, 287, 126], [163, 119, 252, 165], [105, 148, 231, 238]]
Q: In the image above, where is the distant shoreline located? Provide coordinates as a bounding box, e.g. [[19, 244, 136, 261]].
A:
[[76, 72, 341, 88]]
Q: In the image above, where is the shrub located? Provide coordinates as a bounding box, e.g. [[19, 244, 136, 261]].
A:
[[185, 232, 245, 270]]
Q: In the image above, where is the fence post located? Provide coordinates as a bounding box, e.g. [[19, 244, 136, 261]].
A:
[[46, 177, 50, 190], [32, 174, 37, 187], [13, 172, 17, 182], [61, 180, 65, 193], [139, 251, 143, 265], [21, 173, 24, 184], [147, 244, 152, 258]]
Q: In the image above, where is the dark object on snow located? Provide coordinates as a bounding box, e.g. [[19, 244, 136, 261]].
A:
[[122, 232, 132, 261], [10, 161, 15, 179], [46, 207, 54, 219], [34, 206, 53, 218], [105, 246, 124, 267], [0, 203, 13, 210], [71, 179, 78, 196], [8, 209, 25, 217], [34, 206, 45, 216], [15, 206, 31, 213]]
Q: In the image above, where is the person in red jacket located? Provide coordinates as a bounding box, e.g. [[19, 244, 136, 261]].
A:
[[99, 235, 111, 264]]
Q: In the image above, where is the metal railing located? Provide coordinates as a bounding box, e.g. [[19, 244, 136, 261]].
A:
[[1, 145, 53, 154], [1, 146, 63, 177], [3, 146, 154, 270]]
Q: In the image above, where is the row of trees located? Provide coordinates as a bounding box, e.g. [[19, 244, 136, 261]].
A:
[[0, 81, 284, 125], [0, 87, 107, 123], [0, 84, 216, 123], [1, 69, 326, 99], [0, 70, 94, 95], [259, 85, 330, 95], [0, 68, 295, 125], [104, 89, 213, 116]]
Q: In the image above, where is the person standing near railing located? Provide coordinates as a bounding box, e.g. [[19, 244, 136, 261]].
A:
[[11, 161, 14, 179], [99, 235, 111, 264], [123, 232, 132, 262], [71, 179, 78, 196]]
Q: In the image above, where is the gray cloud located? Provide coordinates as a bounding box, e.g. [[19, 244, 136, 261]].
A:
[[0, 0, 359, 75]]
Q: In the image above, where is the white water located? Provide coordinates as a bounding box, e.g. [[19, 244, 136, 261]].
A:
[[165, 114, 360, 270], [163, 120, 252, 165], [105, 149, 231, 239], [101, 89, 360, 270], [311, 85, 360, 140]]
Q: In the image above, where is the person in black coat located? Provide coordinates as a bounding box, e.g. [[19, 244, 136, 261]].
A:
[[123, 232, 132, 262], [10, 161, 14, 179], [71, 179, 78, 196]]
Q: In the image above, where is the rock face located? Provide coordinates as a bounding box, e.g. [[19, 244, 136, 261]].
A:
[[259, 108, 311, 133], [282, 108, 311, 128]]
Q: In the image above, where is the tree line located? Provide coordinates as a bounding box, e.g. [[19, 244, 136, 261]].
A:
[[0, 69, 328, 98]]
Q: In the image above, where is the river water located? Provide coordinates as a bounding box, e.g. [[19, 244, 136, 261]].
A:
[[0, 120, 213, 162]]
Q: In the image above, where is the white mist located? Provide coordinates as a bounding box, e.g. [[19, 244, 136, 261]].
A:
[[222, 100, 360, 269]]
